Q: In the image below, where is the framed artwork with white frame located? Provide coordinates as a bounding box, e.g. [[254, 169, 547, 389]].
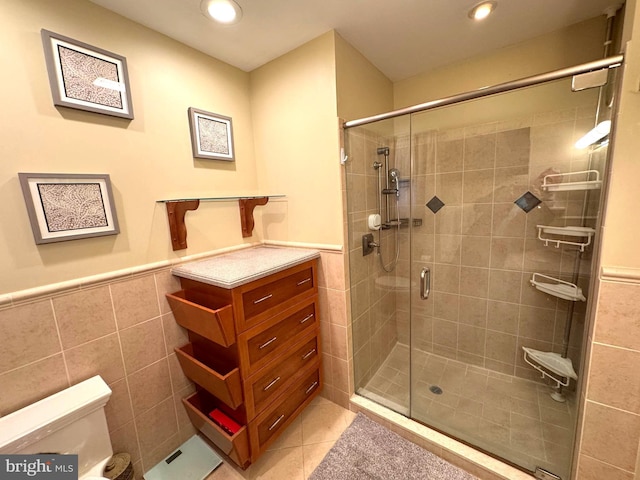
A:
[[41, 29, 134, 119], [188, 107, 235, 161], [18, 173, 120, 244]]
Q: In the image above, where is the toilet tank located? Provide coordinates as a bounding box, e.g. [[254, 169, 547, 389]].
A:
[[0, 375, 113, 478]]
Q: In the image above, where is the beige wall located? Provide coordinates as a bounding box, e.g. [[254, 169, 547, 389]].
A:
[[394, 16, 607, 110], [250, 31, 343, 246], [2, 1, 349, 294], [600, 4, 640, 269], [0, 0, 260, 294], [334, 33, 394, 122]]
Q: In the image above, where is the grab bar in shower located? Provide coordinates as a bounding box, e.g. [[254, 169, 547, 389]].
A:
[[420, 267, 430, 300]]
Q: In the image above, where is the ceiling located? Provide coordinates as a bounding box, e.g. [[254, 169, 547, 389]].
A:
[[89, 0, 622, 82]]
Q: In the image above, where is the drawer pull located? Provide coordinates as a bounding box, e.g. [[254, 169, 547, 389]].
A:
[[299, 313, 314, 324], [305, 381, 319, 395], [302, 348, 317, 360], [259, 336, 278, 349], [253, 293, 273, 304], [263, 376, 281, 391], [297, 278, 312, 286], [268, 414, 285, 431]]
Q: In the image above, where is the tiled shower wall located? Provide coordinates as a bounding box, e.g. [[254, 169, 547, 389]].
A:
[[347, 105, 606, 384], [400, 108, 604, 382], [346, 128, 401, 390], [0, 248, 350, 476]]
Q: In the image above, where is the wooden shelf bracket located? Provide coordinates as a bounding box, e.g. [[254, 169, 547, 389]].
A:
[[239, 197, 269, 238], [166, 200, 200, 251], [162, 195, 276, 249]]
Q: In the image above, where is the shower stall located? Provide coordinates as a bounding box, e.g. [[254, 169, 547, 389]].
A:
[[344, 53, 621, 480]]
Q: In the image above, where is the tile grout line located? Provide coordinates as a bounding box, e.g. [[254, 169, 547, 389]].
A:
[[48, 298, 72, 387]]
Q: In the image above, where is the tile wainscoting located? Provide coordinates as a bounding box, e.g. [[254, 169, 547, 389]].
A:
[[574, 267, 640, 480], [0, 243, 351, 478]]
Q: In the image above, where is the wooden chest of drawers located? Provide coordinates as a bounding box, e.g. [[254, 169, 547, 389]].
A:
[[167, 255, 321, 468]]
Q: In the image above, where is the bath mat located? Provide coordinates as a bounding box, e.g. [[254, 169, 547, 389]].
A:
[[309, 413, 478, 480]]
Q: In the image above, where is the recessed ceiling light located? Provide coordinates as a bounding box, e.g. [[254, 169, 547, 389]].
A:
[[200, 0, 243, 25], [468, 1, 497, 20]]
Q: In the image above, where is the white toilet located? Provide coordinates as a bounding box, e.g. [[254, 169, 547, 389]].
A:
[[0, 375, 114, 480]]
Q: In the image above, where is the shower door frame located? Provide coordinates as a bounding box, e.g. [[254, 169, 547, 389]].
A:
[[344, 56, 623, 129], [344, 53, 624, 479]]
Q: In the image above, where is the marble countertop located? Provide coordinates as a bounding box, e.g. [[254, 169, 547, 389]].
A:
[[171, 246, 321, 289]]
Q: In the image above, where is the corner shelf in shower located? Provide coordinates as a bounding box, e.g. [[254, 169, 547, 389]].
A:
[[157, 195, 285, 250], [541, 170, 602, 192], [523, 347, 577, 388], [530, 273, 586, 302], [537, 225, 596, 251]]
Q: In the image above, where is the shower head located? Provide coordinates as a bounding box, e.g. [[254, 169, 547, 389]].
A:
[[377, 147, 389, 156], [388, 168, 401, 198]]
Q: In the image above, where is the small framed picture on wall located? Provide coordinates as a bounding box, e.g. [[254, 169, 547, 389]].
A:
[[18, 173, 120, 244], [41, 29, 134, 119], [188, 107, 235, 161]]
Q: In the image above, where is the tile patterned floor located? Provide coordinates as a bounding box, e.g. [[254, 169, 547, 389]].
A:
[[206, 396, 356, 480], [359, 344, 576, 480]]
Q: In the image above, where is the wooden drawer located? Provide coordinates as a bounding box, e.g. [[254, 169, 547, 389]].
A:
[[182, 390, 250, 468], [233, 261, 317, 332], [167, 290, 235, 347], [244, 332, 320, 419], [249, 368, 321, 461], [238, 297, 318, 377], [175, 343, 243, 409]]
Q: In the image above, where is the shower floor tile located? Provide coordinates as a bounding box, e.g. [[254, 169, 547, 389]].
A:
[[358, 343, 576, 479]]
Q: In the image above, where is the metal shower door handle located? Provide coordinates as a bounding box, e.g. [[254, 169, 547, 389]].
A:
[[420, 267, 430, 300]]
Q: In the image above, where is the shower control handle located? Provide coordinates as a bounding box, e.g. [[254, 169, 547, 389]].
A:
[[420, 267, 431, 300]]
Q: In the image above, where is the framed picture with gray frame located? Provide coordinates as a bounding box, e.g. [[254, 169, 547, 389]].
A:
[[18, 173, 120, 244], [41, 29, 134, 119], [188, 107, 235, 161]]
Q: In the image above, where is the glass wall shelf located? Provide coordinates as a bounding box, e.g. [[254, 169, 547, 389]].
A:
[[157, 195, 285, 203], [157, 195, 285, 251]]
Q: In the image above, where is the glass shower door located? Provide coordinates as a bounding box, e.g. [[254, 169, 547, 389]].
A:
[[408, 71, 615, 479], [345, 115, 412, 415]]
